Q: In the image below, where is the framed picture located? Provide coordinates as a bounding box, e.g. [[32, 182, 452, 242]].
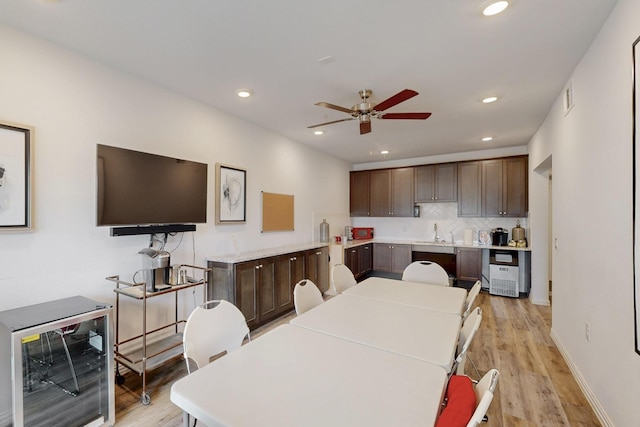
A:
[[215, 163, 246, 224], [633, 35, 640, 354], [0, 121, 33, 230]]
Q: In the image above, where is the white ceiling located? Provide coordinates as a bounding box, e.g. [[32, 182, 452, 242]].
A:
[[0, 0, 618, 164]]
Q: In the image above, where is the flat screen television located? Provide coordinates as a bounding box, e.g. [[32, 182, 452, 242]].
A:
[[97, 144, 207, 231]]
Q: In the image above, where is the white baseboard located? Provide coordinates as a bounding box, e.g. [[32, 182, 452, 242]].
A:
[[550, 329, 614, 427]]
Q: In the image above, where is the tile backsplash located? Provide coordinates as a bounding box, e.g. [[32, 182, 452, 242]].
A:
[[351, 202, 528, 244]]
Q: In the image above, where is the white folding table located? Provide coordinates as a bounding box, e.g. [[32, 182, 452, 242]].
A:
[[290, 294, 461, 371], [170, 325, 448, 427], [343, 276, 468, 315]]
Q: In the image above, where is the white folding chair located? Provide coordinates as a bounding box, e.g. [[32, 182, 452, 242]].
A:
[[401, 261, 450, 286], [454, 307, 482, 378], [463, 281, 482, 319], [467, 369, 500, 427], [330, 264, 357, 294], [294, 279, 324, 315], [183, 300, 250, 374]]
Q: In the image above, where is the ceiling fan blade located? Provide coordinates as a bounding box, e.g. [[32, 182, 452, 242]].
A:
[[307, 118, 355, 129], [315, 102, 353, 114], [372, 89, 419, 112], [379, 112, 432, 120], [360, 121, 372, 135]]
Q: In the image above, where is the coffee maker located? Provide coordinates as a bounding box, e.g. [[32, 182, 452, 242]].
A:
[[138, 248, 171, 292]]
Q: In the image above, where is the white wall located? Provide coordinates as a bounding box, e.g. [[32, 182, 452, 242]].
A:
[[0, 24, 350, 317], [528, 0, 640, 424]]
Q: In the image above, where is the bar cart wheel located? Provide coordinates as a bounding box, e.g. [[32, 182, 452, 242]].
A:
[[115, 373, 125, 385], [141, 392, 151, 405]]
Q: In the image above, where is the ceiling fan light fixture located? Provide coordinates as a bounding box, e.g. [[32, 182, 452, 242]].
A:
[[236, 89, 253, 98], [483, 1, 509, 16], [482, 96, 498, 103], [482, 136, 494, 142]]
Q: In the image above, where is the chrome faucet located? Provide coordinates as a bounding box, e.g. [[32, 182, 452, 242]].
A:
[[434, 223, 439, 242]]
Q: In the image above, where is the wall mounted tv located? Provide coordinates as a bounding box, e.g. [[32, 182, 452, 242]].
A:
[[97, 144, 208, 235]]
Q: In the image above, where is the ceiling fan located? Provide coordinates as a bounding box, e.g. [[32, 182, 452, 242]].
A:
[[308, 89, 431, 135]]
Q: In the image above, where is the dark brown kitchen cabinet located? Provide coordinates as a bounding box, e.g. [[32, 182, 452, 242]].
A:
[[457, 161, 482, 217], [350, 170, 371, 217], [415, 163, 457, 203], [305, 246, 329, 293], [234, 257, 276, 329], [482, 156, 528, 217], [456, 247, 482, 289], [370, 168, 414, 217], [275, 251, 306, 315], [345, 243, 372, 279], [373, 243, 412, 274]]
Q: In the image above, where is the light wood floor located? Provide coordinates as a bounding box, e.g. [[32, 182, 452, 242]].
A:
[[114, 291, 601, 426]]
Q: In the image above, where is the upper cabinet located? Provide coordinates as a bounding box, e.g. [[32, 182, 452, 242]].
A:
[[352, 156, 527, 219], [372, 167, 415, 217], [415, 163, 457, 203], [481, 156, 528, 217], [350, 171, 371, 217], [457, 161, 482, 217]]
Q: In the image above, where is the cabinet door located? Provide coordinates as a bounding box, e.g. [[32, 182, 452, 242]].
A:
[[391, 167, 414, 217], [359, 244, 373, 276], [456, 247, 482, 288], [235, 261, 259, 328], [275, 252, 306, 314], [306, 247, 329, 293], [414, 165, 436, 202], [503, 156, 528, 217], [257, 258, 276, 323], [373, 243, 393, 271], [350, 171, 370, 217], [370, 170, 391, 217], [435, 163, 457, 202], [481, 159, 503, 217], [345, 247, 359, 277], [457, 161, 482, 217], [391, 244, 412, 274]]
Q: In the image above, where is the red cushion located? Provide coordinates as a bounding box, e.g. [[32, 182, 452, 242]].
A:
[[435, 375, 477, 427]]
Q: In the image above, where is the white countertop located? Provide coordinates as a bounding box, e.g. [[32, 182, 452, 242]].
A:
[[207, 237, 530, 264], [206, 242, 329, 263], [342, 238, 531, 251]]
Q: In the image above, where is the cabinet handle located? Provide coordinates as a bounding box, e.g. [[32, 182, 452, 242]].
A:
[[255, 265, 262, 270], [351, 250, 357, 253], [290, 257, 297, 261], [316, 251, 321, 255]]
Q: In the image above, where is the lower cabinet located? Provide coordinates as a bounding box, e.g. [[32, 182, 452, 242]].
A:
[[456, 247, 482, 289], [306, 246, 330, 294], [234, 258, 276, 329], [373, 243, 412, 274], [344, 243, 373, 279], [209, 246, 330, 330], [275, 251, 306, 315]]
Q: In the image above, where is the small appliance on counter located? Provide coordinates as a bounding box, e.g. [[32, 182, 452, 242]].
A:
[[491, 228, 509, 246], [351, 227, 374, 240], [509, 220, 527, 247], [344, 226, 353, 241], [139, 248, 171, 292]]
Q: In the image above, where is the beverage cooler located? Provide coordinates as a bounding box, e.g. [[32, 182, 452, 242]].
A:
[[0, 296, 114, 427], [481, 249, 531, 297]]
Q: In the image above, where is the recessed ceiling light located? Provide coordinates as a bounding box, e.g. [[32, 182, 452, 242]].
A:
[[482, 96, 498, 103], [381, 150, 389, 155], [483, 1, 509, 16], [314, 130, 324, 135], [236, 89, 253, 98], [482, 137, 494, 142]]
